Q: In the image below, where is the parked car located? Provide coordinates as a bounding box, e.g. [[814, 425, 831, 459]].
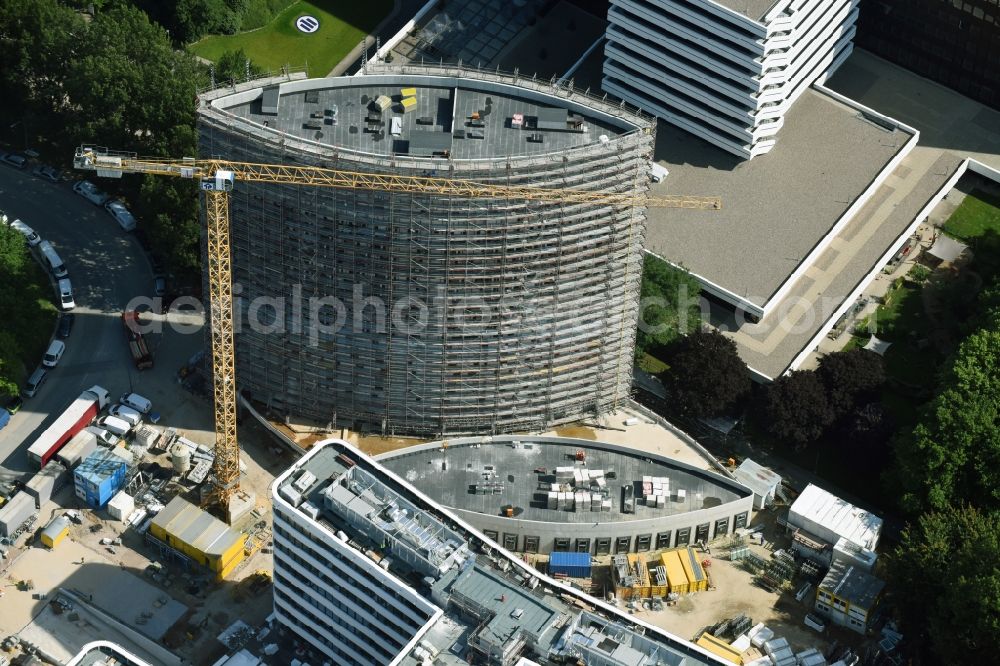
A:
[[1, 153, 28, 169], [108, 403, 142, 427], [57, 313, 75, 339], [58, 277, 75, 311], [42, 340, 65, 367], [96, 415, 132, 437], [153, 274, 166, 297], [84, 425, 120, 447], [5, 218, 41, 247], [23, 367, 48, 398], [32, 164, 62, 182], [72, 179, 109, 205], [4, 395, 22, 415], [104, 200, 136, 231], [120, 392, 152, 414]]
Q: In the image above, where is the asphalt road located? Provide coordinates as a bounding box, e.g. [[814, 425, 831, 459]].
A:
[[0, 165, 209, 477]]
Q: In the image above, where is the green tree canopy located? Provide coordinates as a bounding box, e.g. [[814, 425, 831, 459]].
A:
[[890, 326, 1000, 514], [887, 505, 1000, 665], [818, 349, 886, 418], [660, 329, 750, 418], [636, 255, 701, 355], [758, 370, 835, 448]]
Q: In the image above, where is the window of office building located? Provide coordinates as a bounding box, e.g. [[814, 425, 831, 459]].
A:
[[655, 532, 673, 549], [715, 518, 730, 538], [595, 537, 612, 555], [695, 523, 710, 544], [676, 527, 691, 546], [484, 530, 498, 543], [734, 511, 749, 530], [524, 536, 540, 553], [554, 537, 571, 551], [615, 536, 632, 553], [575, 538, 591, 553], [503, 533, 518, 551], [636, 534, 652, 552]]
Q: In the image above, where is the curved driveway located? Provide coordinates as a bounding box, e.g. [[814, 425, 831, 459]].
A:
[[0, 165, 208, 476]]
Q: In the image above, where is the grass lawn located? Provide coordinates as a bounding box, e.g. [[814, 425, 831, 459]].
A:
[[189, 0, 393, 77], [942, 188, 1000, 242], [637, 352, 669, 374]]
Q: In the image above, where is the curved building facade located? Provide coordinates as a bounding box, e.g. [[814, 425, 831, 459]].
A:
[[198, 64, 654, 436], [377, 436, 755, 555]]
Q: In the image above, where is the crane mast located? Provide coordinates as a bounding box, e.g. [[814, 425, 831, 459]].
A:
[[73, 146, 719, 520]]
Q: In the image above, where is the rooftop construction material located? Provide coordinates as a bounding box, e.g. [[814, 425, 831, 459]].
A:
[[197, 63, 657, 436]]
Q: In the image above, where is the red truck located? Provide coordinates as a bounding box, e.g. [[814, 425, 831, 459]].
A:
[[122, 310, 153, 370], [27, 385, 111, 467]]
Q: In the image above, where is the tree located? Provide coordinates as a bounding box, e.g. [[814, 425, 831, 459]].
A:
[[889, 326, 1000, 514], [636, 255, 702, 355], [818, 349, 885, 418], [758, 370, 834, 447], [888, 505, 1000, 665], [215, 49, 263, 84], [841, 402, 894, 451], [660, 329, 749, 418]]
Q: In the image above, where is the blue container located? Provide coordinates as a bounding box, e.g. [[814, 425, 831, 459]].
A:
[[549, 551, 592, 578], [73, 449, 127, 508]]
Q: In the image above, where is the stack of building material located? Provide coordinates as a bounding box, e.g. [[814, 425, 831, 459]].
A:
[[747, 623, 773, 649], [574, 491, 588, 512], [641, 475, 671, 507], [625, 554, 652, 599], [650, 565, 668, 597], [694, 634, 742, 665], [602, 497, 612, 511], [796, 648, 826, 666], [547, 491, 558, 509], [555, 467, 574, 484], [763, 638, 796, 666]]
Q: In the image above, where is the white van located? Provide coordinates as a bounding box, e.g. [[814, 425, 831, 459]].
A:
[[38, 240, 67, 278], [42, 340, 65, 367], [120, 392, 152, 414], [97, 415, 132, 437], [108, 403, 142, 427], [650, 163, 669, 184], [58, 278, 75, 310], [23, 367, 48, 397]]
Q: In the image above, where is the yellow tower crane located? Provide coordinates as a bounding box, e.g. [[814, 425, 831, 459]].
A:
[[73, 145, 720, 520]]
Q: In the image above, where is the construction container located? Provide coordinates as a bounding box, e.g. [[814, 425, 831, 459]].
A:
[[73, 449, 128, 508], [400, 96, 417, 113], [40, 516, 70, 549], [0, 491, 36, 536], [695, 634, 742, 665], [106, 490, 135, 522], [149, 496, 246, 580], [24, 460, 69, 508], [627, 554, 652, 598], [661, 550, 690, 594], [400, 87, 417, 98], [56, 429, 98, 469], [681, 546, 709, 592], [549, 551, 591, 578]]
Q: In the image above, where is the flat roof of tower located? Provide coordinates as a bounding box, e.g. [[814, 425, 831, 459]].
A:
[[644, 87, 914, 311], [378, 436, 750, 524], [207, 73, 638, 161], [711, 0, 781, 21]]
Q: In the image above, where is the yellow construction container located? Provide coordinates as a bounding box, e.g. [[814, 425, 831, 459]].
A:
[[150, 497, 246, 580], [680, 546, 709, 592], [40, 516, 70, 549], [627, 554, 652, 598], [400, 96, 418, 113], [400, 87, 417, 98], [696, 633, 742, 665], [661, 550, 690, 594]]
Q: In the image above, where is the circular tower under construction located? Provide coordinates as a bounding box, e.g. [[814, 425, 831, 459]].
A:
[[197, 63, 655, 436]]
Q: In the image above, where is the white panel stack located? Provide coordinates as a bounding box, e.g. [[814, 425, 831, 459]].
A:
[[548, 491, 558, 509], [602, 499, 612, 512]]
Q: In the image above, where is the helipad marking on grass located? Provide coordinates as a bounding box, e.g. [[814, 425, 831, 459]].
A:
[[296, 15, 320, 33]]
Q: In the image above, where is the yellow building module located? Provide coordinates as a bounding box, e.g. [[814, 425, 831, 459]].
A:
[[150, 496, 246, 580], [661, 550, 690, 594]]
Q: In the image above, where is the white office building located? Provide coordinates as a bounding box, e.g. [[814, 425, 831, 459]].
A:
[[272, 440, 730, 666], [603, 0, 860, 159]]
